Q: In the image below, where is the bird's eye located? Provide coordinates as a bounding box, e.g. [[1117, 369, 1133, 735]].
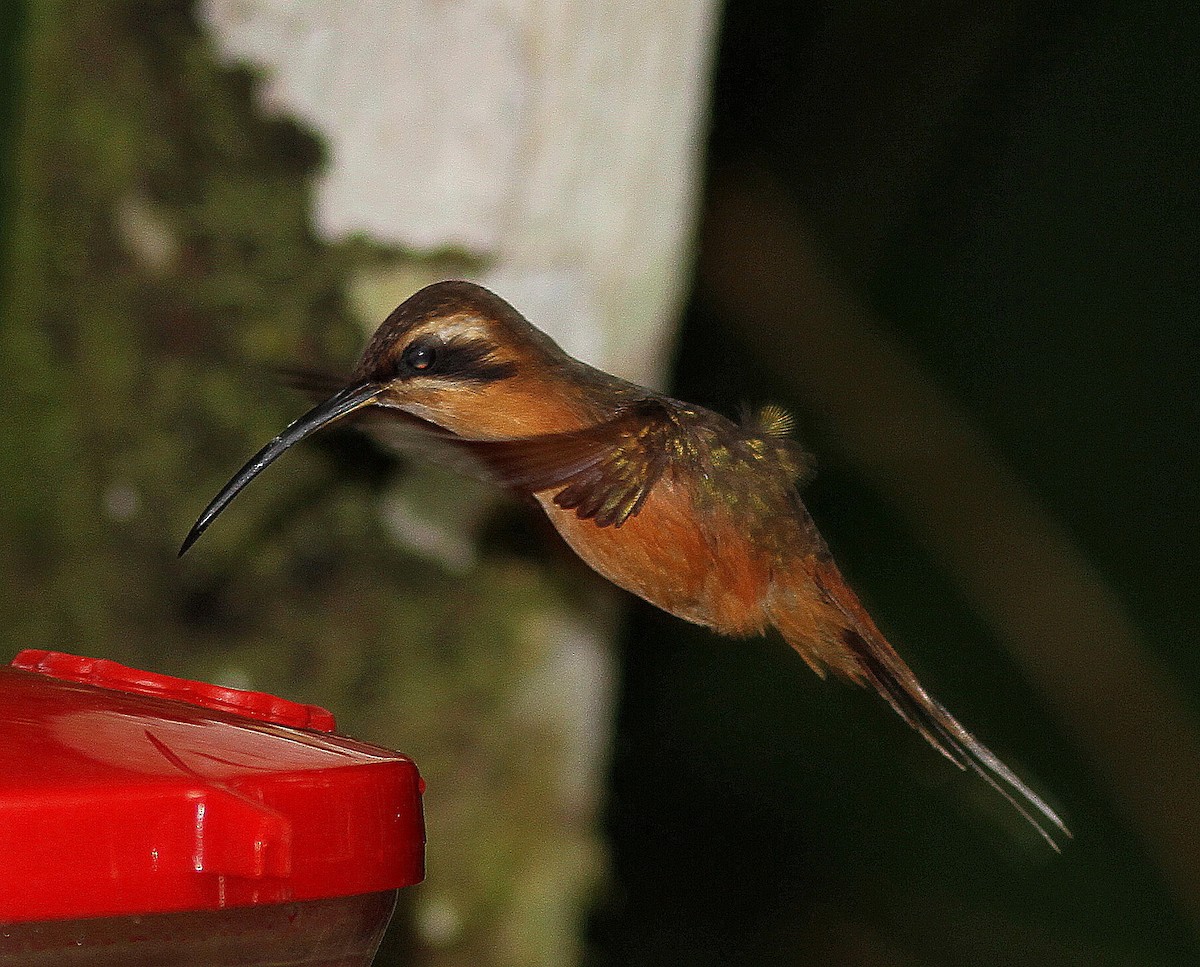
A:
[[402, 340, 437, 373]]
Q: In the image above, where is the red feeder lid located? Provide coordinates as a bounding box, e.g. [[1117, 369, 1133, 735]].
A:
[[0, 650, 425, 925]]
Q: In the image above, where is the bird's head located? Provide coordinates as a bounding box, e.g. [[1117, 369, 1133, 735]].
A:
[[179, 280, 588, 555]]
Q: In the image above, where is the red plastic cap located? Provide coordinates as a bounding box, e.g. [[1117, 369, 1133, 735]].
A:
[[12, 650, 338, 732], [0, 651, 425, 924]]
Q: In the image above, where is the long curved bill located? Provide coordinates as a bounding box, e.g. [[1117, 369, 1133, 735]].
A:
[[179, 381, 383, 556]]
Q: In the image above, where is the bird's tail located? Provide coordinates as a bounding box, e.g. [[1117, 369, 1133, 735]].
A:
[[770, 553, 1070, 850]]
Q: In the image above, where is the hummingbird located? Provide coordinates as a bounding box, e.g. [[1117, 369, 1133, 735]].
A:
[[181, 280, 1069, 848]]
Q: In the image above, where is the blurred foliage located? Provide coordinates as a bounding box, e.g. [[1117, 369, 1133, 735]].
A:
[[2, 0, 366, 649]]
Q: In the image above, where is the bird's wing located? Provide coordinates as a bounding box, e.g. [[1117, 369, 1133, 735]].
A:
[[455, 398, 679, 528], [275, 365, 348, 398]]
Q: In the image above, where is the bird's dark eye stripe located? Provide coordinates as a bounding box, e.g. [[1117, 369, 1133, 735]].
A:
[[397, 337, 517, 384]]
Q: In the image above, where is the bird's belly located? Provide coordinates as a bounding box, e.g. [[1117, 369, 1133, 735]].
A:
[[537, 482, 770, 636]]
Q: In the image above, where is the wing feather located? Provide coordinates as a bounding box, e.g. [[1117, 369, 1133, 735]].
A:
[[455, 399, 679, 528]]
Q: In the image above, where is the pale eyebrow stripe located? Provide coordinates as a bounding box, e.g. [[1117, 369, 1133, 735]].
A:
[[408, 314, 490, 343]]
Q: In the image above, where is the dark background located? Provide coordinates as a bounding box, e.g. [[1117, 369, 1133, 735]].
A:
[[3, 2, 1198, 965], [595, 3, 1199, 965]]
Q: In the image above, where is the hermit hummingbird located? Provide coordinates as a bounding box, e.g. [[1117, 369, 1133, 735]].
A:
[[181, 280, 1069, 848]]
